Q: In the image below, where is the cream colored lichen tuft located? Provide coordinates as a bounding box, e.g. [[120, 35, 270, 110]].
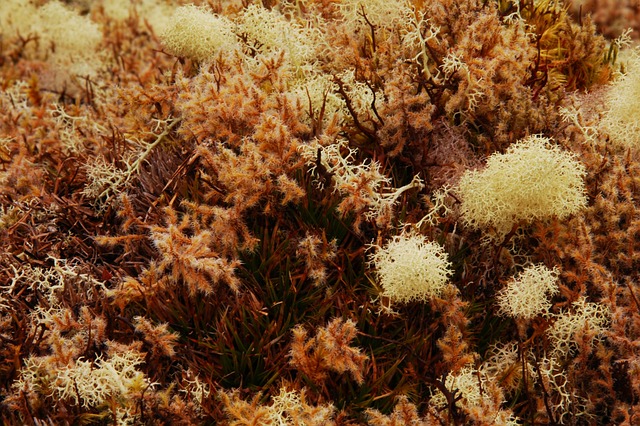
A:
[[15, 347, 152, 410], [430, 363, 521, 425], [548, 297, 610, 357], [237, 5, 320, 74], [369, 232, 452, 303], [496, 264, 560, 320], [0, 0, 103, 78], [101, 0, 176, 34], [0, 0, 38, 38], [338, 0, 412, 30], [601, 50, 640, 149], [457, 135, 587, 239], [161, 5, 239, 62]]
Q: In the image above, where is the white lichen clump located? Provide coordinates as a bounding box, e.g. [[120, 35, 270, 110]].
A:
[[299, 138, 423, 229], [101, 0, 175, 34], [457, 135, 587, 239], [338, 0, 412, 30], [548, 297, 610, 356], [369, 233, 452, 303], [161, 5, 239, 62], [601, 50, 640, 149], [14, 347, 152, 412], [238, 5, 317, 59], [496, 264, 560, 320], [430, 363, 521, 425], [1, 0, 103, 83], [484, 341, 536, 393]]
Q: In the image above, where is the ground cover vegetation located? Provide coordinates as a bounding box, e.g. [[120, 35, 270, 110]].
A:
[[0, 0, 639, 424]]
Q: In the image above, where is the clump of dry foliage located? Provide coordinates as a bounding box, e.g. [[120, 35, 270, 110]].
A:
[[1, 0, 639, 424]]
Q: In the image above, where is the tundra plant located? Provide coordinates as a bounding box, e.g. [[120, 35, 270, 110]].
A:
[[496, 264, 560, 320], [236, 4, 320, 74], [457, 135, 587, 239], [161, 5, 239, 62], [548, 297, 610, 357], [0, 0, 103, 85], [601, 51, 640, 149], [430, 363, 521, 425], [369, 232, 452, 304], [299, 138, 423, 230]]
